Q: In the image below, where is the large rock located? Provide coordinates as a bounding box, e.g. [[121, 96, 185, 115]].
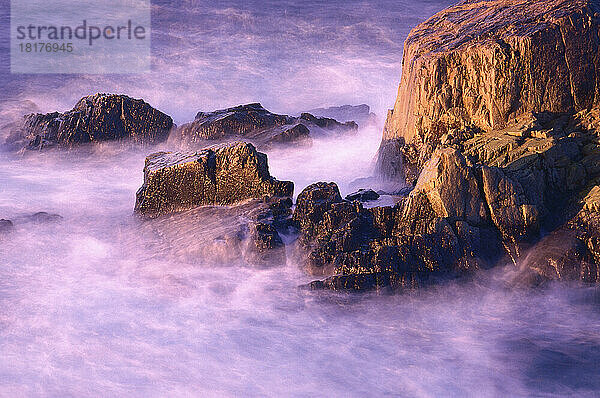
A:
[[294, 173, 504, 291], [134, 141, 293, 218], [170, 103, 357, 149], [8, 94, 173, 150], [403, 148, 487, 225], [378, 0, 600, 180]]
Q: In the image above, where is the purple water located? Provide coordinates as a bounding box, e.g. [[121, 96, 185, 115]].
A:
[[2, 1, 600, 396]]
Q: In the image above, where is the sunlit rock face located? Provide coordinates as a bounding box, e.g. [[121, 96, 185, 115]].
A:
[[6, 94, 173, 150], [378, 0, 600, 180], [170, 103, 357, 149], [134, 141, 294, 218], [293, 176, 504, 292]]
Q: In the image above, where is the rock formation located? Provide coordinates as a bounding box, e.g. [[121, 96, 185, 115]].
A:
[[170, 103, 357, 149], [377, 0, 600, 182], [305, 104, 377, 127], [303, 0, 600, 290], [134, 141, 293, 218], [6, 94, 173, 151]]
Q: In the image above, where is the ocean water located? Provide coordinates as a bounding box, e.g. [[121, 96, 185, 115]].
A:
[[2, 1, 600, 397]]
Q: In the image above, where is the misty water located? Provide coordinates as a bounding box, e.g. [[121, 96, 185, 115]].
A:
[[2, 0, 600, 397]]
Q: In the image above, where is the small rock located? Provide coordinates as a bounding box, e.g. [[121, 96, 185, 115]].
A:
[[345, 189, 380, 202], [0, 219, 14, 233], [29, 212, 63, 223]]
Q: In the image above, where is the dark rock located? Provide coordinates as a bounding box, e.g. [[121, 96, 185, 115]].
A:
[[305, 104, 377, 126], [135, 141, 293, 218], [9, 94, 173, 150], [171, 103, 356, 149], [0, 219, 13, 233], [267, 123, 311, 146], [28, 212, 63, 223], [345, 189, 380, 202], [295, 149, 511, 291], [298, 113, 358, 131]]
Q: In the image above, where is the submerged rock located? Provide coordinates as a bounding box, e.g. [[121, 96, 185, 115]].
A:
[[0, 219, 13, 233], [28, 212, 63, 224], [136, 197, 294, 268], [378, 0, 600, 181], [7, 94, 173, 150], [345, 189, 380, 202], [170, 103, 357, 149], [135, 141, 293, 218]]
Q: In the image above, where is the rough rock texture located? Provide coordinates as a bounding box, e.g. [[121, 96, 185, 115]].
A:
[[170, 103, 357, 149], [305, 104, 377, 126], [7, 94, 173, 150], [293, 174, 505, 291], [135, 141, 293, 218], [378, 0, 600, 181], [299, 108, 600, 290]]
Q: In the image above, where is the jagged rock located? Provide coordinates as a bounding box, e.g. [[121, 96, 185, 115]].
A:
[[378, 0, 600, 180], [480, 166, 539, 243], [8, 94, 173, 150], [170, 103, 356, 149], [293, 177, 503, 291], [134, 141, 293, 218], [404, 148, 487, 225], [0, 219, 13, 233], [345, 189, 380, 202], [305, 104, 377, 126], [518, 183, 600, 283], [298, 113, 358, 131]]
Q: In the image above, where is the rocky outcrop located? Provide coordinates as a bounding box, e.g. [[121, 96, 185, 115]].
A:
[[7, 94, 173, 150], [170, 103, 357, 149], [305, 104, 377, 126], [293, 166, 507, 291], [134, 141, 293, 218], [378, 0, 600, 181]]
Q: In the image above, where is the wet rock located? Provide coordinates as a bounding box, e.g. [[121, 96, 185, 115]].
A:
[[520, 230, 599, 284], [136, 197, 293, 268], [305, 104, 377, 127], [345, 189, 380, 202], [28, 212, 63, 223], [378, 0, 600, 180], [293, 174, 503, 291], [9, 94, 173, 150], [170, 103, 356, 149], [0, 219, 13, 233], [298, 113, 358, 131], [135, 141, 293, 218]]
